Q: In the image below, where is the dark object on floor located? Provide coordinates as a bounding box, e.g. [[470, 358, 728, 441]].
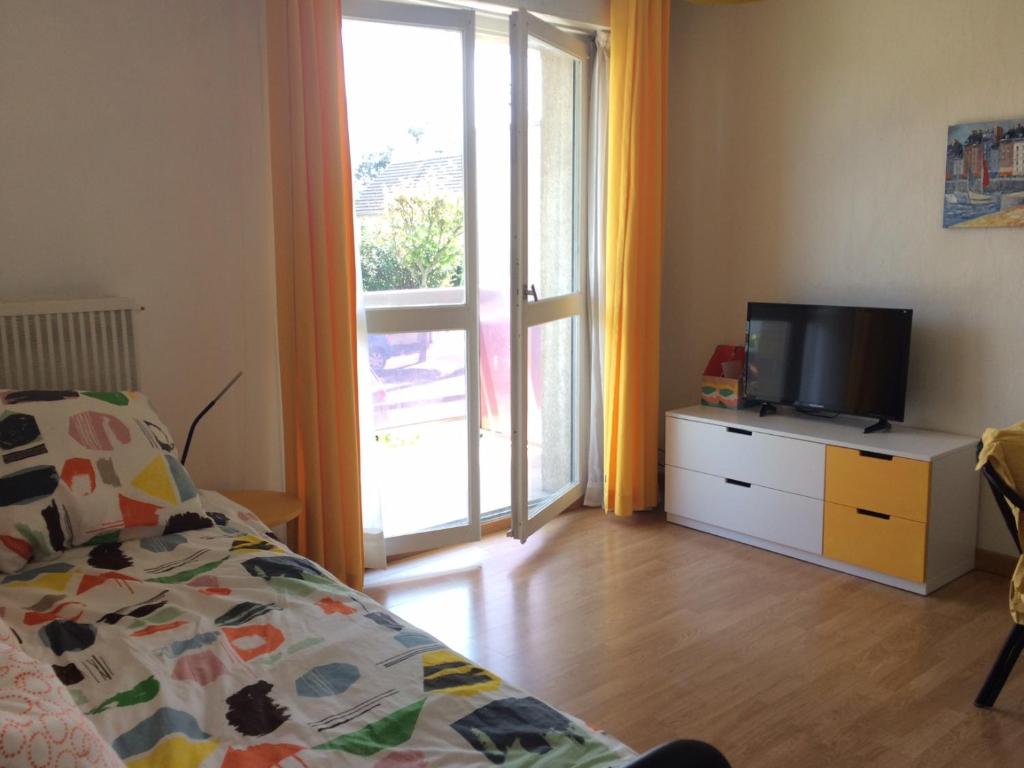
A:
[[975, 441, 1024, 709], [623, 739, 731, 768]]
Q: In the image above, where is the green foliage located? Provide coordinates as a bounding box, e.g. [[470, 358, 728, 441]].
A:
[[360, 194, 464, 291], [355, 149, 392, 183]]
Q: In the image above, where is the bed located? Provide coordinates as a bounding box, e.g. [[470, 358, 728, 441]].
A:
[[0, 490, 643, 766], [0, 301, 727, 767]]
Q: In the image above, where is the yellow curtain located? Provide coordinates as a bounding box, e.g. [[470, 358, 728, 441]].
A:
[[265, 0, 364, 588], [604, 0, 670, 516]]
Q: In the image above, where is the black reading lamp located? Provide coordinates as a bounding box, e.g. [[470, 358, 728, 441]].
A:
[[180, 371, 243, 466]]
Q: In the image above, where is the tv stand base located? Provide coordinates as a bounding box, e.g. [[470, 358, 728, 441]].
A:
[[864, 417, 891, 434]]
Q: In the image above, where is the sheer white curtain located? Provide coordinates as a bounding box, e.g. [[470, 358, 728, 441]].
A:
[[355, 268, 387, 569], [584, 30, 610, 508]]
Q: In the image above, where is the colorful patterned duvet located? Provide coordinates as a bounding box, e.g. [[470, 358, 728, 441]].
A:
[[0, 492, 634, 767]]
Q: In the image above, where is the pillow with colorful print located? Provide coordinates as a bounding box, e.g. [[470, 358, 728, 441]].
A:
[[0, 615, 125, 767], [0, 390, 213, 573]]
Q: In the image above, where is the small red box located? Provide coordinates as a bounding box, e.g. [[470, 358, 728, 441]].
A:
[[701, 345, 745, 409]]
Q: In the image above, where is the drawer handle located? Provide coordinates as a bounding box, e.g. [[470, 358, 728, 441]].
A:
[[856, 508, 890, 520], [858, 450, 893, 461], [725, 478, 751, 488], [726, 427, 752, 436]]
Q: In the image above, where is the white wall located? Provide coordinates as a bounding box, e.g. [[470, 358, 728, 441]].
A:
[[0, 0, 283, 492], [663, 0, 1024, 555]]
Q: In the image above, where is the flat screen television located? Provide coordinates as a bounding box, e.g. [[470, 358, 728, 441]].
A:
[[743, 303, 913, 432]]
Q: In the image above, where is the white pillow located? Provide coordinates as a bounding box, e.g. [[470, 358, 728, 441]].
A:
[[0, 390, 214, 573]]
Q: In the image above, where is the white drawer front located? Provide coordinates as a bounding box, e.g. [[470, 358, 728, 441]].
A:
[[665, 417, 824, 499], [665, 466, 823, 554]]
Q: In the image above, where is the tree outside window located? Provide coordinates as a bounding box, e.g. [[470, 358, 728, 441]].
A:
[[355, 150, 465, 293]]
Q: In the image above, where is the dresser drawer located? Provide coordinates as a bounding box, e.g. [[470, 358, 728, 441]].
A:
[[665, 466, 823, 554], [823, 502, 926, 582], [824, 446, 930, 522], [665, 417, 824, 499]]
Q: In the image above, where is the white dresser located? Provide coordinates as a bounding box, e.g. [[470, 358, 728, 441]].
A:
[[664, 405, 979, 594]]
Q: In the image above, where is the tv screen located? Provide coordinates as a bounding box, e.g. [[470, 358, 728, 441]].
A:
[[743, 303, 913, 422]]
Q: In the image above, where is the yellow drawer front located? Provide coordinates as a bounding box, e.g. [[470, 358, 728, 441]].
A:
[[823, 502, 926, 582], [825, 446, 930, 522]]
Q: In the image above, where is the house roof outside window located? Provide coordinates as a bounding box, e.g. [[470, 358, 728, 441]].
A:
[[355, 155, 464, 218]]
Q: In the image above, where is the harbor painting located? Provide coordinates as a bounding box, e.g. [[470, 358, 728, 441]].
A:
[[945, 118, 1024, 228]]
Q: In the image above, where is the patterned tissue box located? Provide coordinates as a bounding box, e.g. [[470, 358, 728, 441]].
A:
[[700, 345, 745, 409]]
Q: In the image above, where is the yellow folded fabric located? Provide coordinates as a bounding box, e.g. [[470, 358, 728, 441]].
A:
[[977, 422, 1024, 623]]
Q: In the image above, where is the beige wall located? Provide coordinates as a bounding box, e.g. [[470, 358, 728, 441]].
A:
[[0, 0, 283, 492], [664, 0, 1024, 555]]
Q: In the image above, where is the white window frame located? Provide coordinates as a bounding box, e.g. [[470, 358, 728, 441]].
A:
[[344, 0, 482, 556], [509, 10, 592, 543]]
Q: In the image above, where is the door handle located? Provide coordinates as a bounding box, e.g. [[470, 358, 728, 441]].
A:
[[524, 283, 538, 302], [725, 478, 751, 488], [726, 427, 752, 436]]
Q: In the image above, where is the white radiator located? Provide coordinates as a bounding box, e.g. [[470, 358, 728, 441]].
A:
[[0, 298, 143, 391]]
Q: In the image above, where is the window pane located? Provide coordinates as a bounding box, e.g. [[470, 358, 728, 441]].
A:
[[476, 29, 513, 517], [526, 317, 577, 511], [343, 20, 466, 307], [526, 36, 578, 300], [368, 330, 468, 537]]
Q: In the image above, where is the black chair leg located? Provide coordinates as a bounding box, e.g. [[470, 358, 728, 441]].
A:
[[976, 624, 1024, 708]]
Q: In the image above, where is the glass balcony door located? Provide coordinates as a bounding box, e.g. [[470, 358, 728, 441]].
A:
[[509, 12, 590, 542], [344, 0, 480, 555]]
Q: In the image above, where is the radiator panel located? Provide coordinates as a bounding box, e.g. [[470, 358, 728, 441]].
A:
[[0, 299, 140, 391]]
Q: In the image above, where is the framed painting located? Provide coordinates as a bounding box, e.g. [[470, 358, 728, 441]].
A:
[[944, 118, 1024, 228]]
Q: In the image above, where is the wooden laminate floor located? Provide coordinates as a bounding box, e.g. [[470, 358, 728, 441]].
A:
[[365, 509, 1024, 767]]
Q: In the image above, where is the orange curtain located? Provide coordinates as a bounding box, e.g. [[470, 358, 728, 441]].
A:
[[604, 0, 670, 516], [265, 0, 364, 588]]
